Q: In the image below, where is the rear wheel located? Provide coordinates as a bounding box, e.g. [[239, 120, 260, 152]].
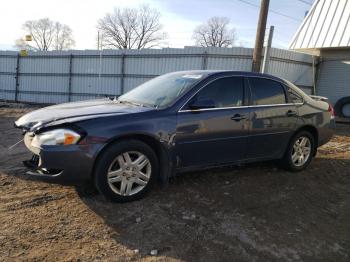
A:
[[94, 140, 158, 202], [281, 131, 315, 171]]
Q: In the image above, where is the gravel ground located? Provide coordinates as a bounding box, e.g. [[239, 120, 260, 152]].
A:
[[0, 102, 349, 261]]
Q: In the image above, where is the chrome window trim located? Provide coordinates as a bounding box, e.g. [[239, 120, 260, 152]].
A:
[[179, 103, 304, 113], [178, 74, 304, 113]]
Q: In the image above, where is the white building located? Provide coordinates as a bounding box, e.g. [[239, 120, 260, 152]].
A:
[[289, 0, 350, 117]]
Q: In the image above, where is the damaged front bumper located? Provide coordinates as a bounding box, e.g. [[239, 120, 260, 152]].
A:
[[21, 135, 105, 182], [23, 154, 64, 178]]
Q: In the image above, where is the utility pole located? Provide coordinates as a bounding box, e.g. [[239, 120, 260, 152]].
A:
[[261, 25, 274, 74], [252, 0, 270, 72], [97, 31, 100, 50]]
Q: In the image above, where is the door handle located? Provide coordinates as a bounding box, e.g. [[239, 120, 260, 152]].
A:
[[231, 114, 246, 121], [286, 110, 297, 117]]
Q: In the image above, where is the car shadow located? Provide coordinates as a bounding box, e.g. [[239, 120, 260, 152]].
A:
[[75, 157, 350, 261], [2, 112, 349, 260], [2, 137, 350, 261]]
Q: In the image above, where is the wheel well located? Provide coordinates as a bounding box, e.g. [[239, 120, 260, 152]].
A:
[[295, 125, 319, 153], [92, 134, 172, 185]]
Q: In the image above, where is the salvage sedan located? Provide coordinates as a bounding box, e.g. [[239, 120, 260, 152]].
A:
[[15, 71, 335, 202]]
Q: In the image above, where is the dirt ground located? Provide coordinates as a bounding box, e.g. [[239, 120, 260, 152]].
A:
[[0, 102, 349, 262]]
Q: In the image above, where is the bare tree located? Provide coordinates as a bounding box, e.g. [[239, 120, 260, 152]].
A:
[[193, 17, 236, 47], [15, 18, 75, 51], [54, 23, 75, 50], [97, 5, 166, 49]]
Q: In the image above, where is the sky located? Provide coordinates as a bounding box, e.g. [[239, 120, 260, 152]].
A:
[[0, 0, 314, 51]]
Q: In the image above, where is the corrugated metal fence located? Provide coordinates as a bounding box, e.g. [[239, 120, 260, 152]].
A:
[[0, 46, 313, 104]]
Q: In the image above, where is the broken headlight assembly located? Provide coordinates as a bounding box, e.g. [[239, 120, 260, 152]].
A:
[[31, 129, 81, 147]]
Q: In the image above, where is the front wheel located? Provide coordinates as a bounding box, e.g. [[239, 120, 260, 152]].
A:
[[281, 131, 315, 172], [94, 140, 158, 202]]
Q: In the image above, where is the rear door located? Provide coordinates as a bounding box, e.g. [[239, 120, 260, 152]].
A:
[[175, 76, 250, 168], [246, 77, 299, 160]]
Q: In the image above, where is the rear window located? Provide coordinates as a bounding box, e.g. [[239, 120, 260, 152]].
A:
[[249, 78, 286, 105], [288, 88, 304, 103]]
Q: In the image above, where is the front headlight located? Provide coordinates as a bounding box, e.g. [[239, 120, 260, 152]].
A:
[[31, 129, 81, 147]]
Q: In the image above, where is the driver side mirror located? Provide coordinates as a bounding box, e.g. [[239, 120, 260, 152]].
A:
[[189, 98, 216, 110]]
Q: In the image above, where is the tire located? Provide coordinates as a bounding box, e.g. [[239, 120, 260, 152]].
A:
[[334, 97, 350, 118], [94, 139, 158, 203], [281, 131, 315, 172]]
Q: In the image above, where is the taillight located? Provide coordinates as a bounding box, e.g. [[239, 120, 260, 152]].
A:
[[328, 104, 335, 119]]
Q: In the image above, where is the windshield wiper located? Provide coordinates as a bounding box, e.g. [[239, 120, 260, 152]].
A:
[[117, 100, 151, 108]]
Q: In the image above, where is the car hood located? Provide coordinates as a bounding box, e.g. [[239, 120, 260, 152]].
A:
[[15, 98, 153, 131]]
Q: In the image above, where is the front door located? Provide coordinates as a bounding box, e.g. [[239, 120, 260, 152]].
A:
[[175, 76, 250, 168]]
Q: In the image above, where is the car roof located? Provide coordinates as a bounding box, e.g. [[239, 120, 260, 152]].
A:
[[176, 70, 284, 82], [172, 70, 308, 99]]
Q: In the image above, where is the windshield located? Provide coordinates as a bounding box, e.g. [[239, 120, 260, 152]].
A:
[[118, 72, 205, 108]]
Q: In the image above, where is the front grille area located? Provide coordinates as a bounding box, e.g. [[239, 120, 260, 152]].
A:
[[23, 154, 40, 169], [23, 154, 62, 176]]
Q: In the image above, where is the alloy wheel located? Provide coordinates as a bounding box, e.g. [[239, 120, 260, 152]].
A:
[[291, 136, 312, 167], [107, 151, 151, 196]]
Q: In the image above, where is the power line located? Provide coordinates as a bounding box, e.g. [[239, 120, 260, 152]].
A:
[[234, 0, 302, 22], [269, 9, 302, 22], [296, 0, 313, 5], [235, 0, 260, 8]]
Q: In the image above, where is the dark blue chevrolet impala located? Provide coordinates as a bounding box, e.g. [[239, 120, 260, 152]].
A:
[[15, 71, 335, 202]]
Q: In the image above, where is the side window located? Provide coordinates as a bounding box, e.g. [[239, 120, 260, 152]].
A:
[[189, 77, 244, 109], [288, 88, 303, 103], [249, 78, 287, 105]]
